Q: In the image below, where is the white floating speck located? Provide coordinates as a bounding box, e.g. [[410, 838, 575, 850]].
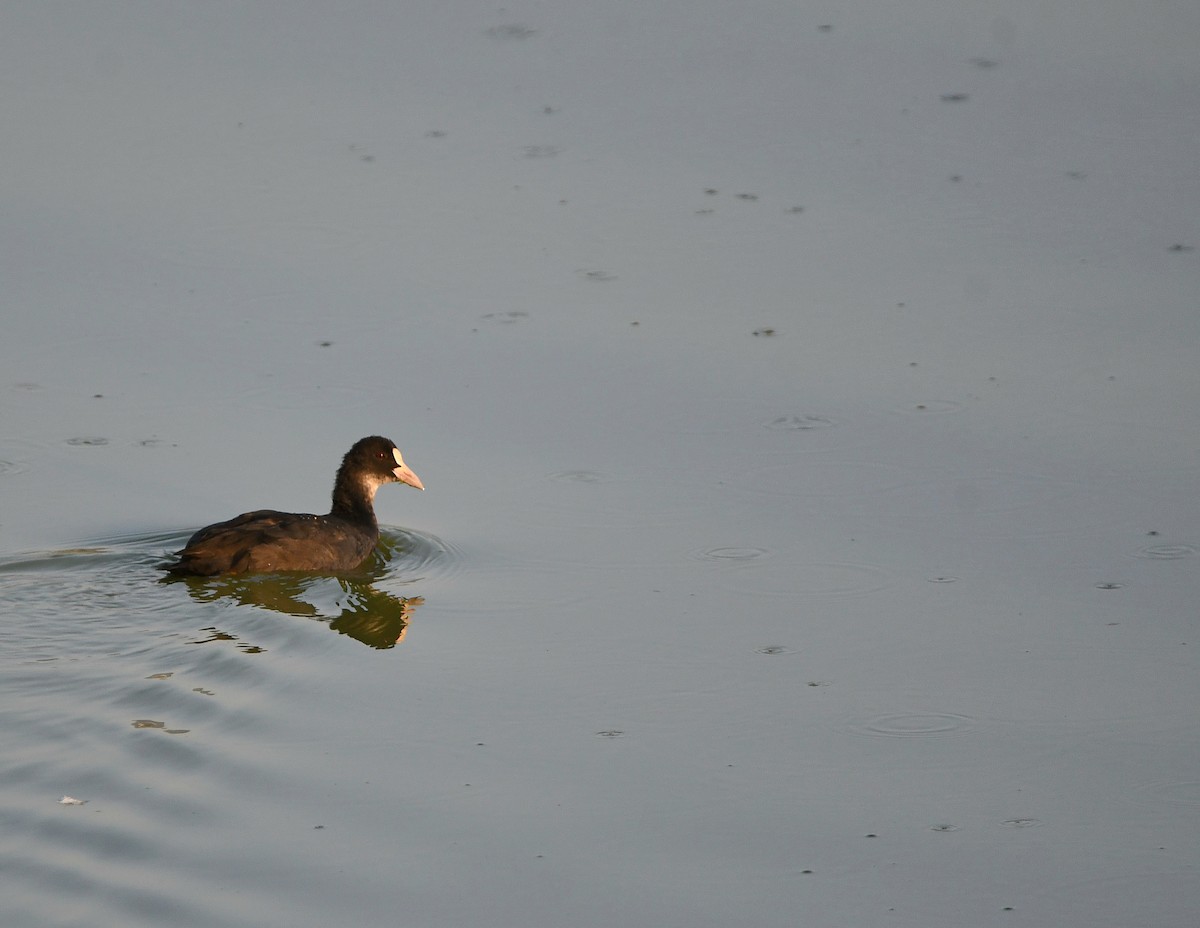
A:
[[59, 796, 87, 805]]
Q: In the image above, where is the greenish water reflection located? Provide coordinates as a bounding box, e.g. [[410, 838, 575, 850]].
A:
[[162, 532, 425, 649]]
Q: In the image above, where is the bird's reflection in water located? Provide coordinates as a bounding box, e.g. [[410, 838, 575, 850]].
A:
[[163, 533, 424, 649]]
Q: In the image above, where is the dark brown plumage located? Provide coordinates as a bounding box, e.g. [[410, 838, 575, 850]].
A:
[[166, 436, 424, 576]]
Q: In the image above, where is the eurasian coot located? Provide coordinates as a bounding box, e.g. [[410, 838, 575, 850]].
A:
[[166, 435, 424, 576]]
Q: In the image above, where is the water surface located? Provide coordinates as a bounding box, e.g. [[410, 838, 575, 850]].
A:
[[2, 2, 1198, 926]]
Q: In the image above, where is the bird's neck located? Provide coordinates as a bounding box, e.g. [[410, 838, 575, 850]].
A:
[[330, 474, 381, 524]]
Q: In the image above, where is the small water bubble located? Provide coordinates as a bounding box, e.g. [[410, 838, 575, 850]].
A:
[[549, 470, 607, 484], [861, 713, 976, 738], [764, 414, 835, 431], [895, 400, 963, 415], [1135, 543, 1197, 560], [487, 23, 537, 39], [696, 546, 770, 561]]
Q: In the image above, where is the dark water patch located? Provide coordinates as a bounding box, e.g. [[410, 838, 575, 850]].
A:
[[131, 719, 190, 733], [479, 310, 529, 324], [65, 436, 109, 446]]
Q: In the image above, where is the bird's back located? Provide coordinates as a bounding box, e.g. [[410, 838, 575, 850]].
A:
[[167, 510, 378, 576]]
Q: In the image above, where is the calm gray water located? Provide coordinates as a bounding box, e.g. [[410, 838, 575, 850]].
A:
[[2, 3, 1198, 926]]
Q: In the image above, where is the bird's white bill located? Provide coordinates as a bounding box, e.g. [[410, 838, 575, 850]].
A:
[[392, 448, 424, 490]]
